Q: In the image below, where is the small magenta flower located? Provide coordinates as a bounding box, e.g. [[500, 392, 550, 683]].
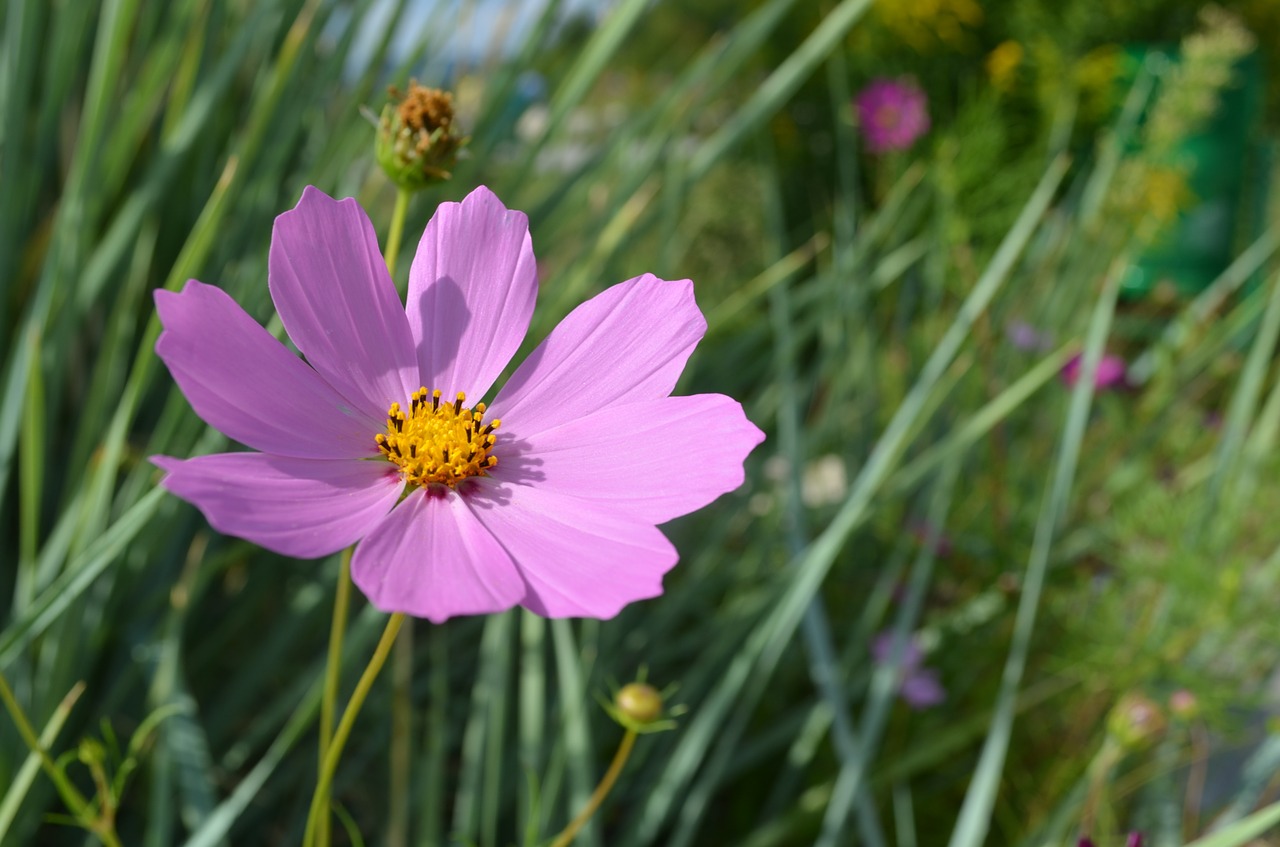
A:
[[871, 632, 946, 710], [1061, 353, 1127, 390], [1078, 834, 1144, 847], [152, 186, 764, 622], [854, 77, 930, 154]]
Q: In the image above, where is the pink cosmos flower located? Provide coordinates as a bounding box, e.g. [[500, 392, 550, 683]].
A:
[[152, 186, 764, 622], [1061, 353, 1127, 390], [854, 77, 930, 154]]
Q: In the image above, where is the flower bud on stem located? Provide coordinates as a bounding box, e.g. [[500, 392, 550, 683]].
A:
[[375, 81, 467, 190], [549, 680, 678, 846]]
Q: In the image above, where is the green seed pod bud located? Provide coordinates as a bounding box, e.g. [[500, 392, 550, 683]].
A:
[[77, 737, 106, 766], [1107, 693, 1166, 750], [1169, 689, 1199, 721], [601, 678, 680, 734], [616, 683, 663, 725], [375, 81, 468, 190]]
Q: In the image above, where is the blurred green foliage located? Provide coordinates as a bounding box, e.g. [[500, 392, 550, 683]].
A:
[[3, 0, 1280, 846]]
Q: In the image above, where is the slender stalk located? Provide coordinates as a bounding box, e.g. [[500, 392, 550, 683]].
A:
[[316, 547, 353, 847], [423, 623, 449, 844], [388, 620, 413, 847], [0, 673, 89, 816], [303, 613, 406, 847], [548, 730, 638, 847], [384, 186, 412, 274], [0, 681, 85, 839], [0, 674, 121, 847]]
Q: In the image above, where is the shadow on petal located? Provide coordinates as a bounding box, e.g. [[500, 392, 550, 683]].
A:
[[410, 274, 471, 388]]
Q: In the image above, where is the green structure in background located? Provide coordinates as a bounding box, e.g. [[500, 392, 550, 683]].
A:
[[1121, 48, 1267, 298]]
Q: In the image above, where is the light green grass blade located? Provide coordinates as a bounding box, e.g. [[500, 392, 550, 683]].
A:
[[0, 681, 83, 840], [687, 0, 874, 180], [1197, 266, 1280, 531], [633, 155, 1068, 844], [946, 255, 1125, 847], [1184, 800, 1280, 847]]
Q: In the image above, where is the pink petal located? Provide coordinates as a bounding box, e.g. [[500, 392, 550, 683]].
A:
[[407, 186, 537, 401], [497, 394, 763, 524], [493, 275, 706, 439], [155, 281, 383, 459], [351, 488, 525, 623], [152, 452, 402, 558], [269, 186, 418, 419], [467, 479, 678, 618], [1061, 353, 1127, 390], [1095, 355, 1128, 388]]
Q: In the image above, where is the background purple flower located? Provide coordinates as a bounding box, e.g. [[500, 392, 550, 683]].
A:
[[1061, 353, 1127, 390], [872, 632, 946, 709], [855, 77, 930, 154], [1006, 319, 1054, 352]]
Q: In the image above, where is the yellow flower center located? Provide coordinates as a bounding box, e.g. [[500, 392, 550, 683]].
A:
[[375, 388, 500, 489]]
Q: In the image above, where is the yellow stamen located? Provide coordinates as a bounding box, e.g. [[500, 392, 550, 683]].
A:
[[376, 388, 500, 488]]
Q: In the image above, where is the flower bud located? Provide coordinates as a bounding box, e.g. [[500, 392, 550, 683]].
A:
[[1169, 689, 1199, 720], [77, 737, 106, 767], [602, 678, 680, 734], [1107, 693, 1166, 750], [375, 81, 467, 190], [615, 683, 663, 725]]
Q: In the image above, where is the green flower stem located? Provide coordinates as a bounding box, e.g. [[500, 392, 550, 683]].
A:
[[304, 612, 406, 847], [388, 619, 413, 847], [384, 186, 412, 275], [548, 729, 638, 847], [0, 673, 121, 847], [316, 546, 353, 847]]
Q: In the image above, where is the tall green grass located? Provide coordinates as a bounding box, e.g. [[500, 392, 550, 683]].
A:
[[2, 1, 1279, 845]]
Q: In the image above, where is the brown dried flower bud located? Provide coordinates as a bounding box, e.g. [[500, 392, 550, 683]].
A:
[[375, 80, 468, 190]]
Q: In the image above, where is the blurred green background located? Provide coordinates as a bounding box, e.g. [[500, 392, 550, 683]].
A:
[[4, 0, 1280, 845]]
